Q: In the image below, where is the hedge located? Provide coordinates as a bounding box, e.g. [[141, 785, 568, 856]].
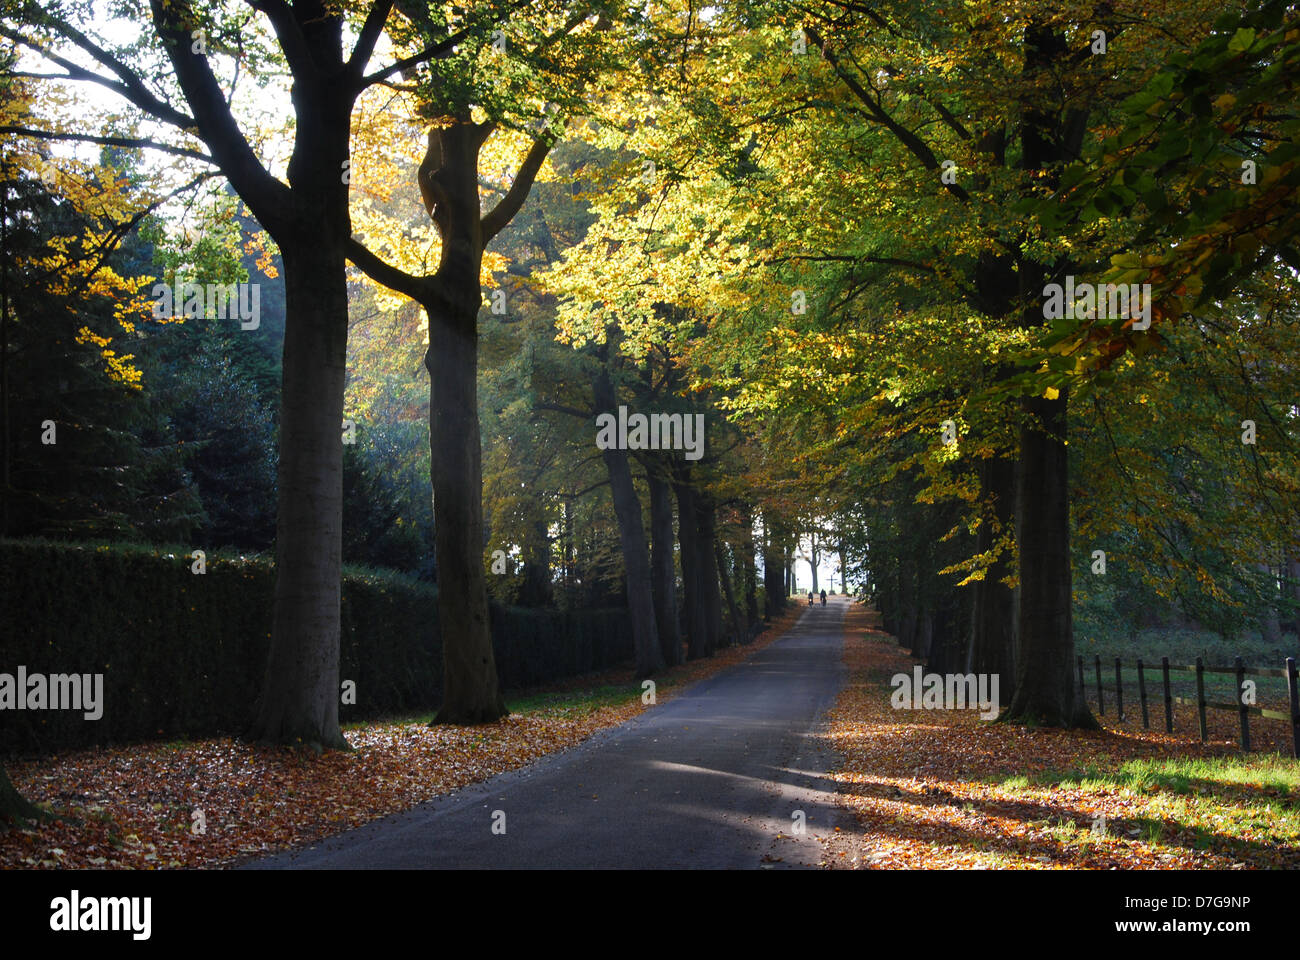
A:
[[0, 539, 632, 755]]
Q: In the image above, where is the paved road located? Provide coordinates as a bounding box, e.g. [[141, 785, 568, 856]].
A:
[[246, 599, 850, 869]]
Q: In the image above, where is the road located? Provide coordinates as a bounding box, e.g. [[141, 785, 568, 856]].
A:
[[246, 598, 849, 869]]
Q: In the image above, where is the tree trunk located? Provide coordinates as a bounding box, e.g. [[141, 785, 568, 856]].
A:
[[1288, 555, 1300, 635], [675, 474, 710, 659], [1002, 391, 1096, 728], [897, 552, 918, 650], [592, 368, 664, 677], [763, 515, 783, 618], [969, 455, 1018, 697], [516, 517, 552, 607], [648, 468, 683, 665], [740, 503, 759, 639], [717, 542, 743, 647], [1258, 563, 1283, 645], [699, 496, 723, 654], [0, 763, 46, 829], [426, 298, 506, 722], [251, 241, 351, 751], [426, 120, 507, 724]]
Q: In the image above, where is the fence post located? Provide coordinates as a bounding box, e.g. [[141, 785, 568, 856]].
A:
[[1095, 655, 1104, 715], [1195, 656, 1207, 743], [1162, 656, 1173, 733], [1114, 657, 1124, 722], [1235, 656, 1250, 752], [1287, 657, 1299, 761], [1137, 658, 1149, 729]]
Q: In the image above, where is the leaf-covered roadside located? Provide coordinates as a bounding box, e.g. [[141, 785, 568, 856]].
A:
[[816, 603, 1300, 869], [0, 605, 803, 870]]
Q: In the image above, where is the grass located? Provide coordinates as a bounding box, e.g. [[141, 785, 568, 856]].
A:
[[506, 682, 656, 715], [339, 679, 674, 730], [993, 754, 1300, 851], [1003, 754, 1300, 797]]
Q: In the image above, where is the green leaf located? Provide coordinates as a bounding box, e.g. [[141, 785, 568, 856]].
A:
[[1227, 27, 1256, 55]]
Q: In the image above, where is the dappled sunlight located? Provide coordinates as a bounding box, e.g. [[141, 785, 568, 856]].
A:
[[815, 604, 1300, 869]]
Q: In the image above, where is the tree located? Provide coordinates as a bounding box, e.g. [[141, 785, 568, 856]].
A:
[[0, 763, 46, 829], [345, 3, 641, 721], [1, 0, 514, 747]]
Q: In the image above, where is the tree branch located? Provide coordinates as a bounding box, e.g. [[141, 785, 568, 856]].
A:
[[481, 136, 552, 243], [149, 0, 291, 226], [0, 126, 213, 164], [0, 23, 197, 131], [347, 0, 395, 77], [345, 236, 430, 303]]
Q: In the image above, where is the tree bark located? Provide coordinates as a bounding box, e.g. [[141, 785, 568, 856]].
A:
[[426, 120, 507, 724], [740, 502, 759, 639], [699, 495, 724, 654], [592, 364, 664, 678], [675, 473, 710, 659], [648, 467, 683, 665], [1002, 391, 1096, 728], [717, 542, 743, 647], [252, 240, 351, 751], [968, 455, 1017, 697], [763, 515, 784, 618], [0, 763, 47, 829]]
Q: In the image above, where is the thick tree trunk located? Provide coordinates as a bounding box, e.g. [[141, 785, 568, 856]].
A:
[[252, 242, 350, 751], [675, 476, 710, 659], [716, 542, 743, 647], [763, 516, 783, 618], [426, 299, 506, 722], [740, 503, 759, 639], [1002, 392, 1096, 728], [648, 469, 683, 666], [969, 455, 1018, 697], [426, 120, 507, 724], [592, 368, 664, 677], [0, 763, 47, 829], [698, 496, 724, 654], [897, 553, 918, 650]]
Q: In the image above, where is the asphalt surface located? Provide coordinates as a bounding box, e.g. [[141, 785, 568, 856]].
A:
[[245, 598, 850, 869]]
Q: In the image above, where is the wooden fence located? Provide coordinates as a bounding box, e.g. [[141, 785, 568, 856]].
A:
[[1076, 654, 1300, 758]]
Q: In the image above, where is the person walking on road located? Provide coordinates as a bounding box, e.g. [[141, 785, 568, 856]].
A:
[[820, 589, 827, 605]]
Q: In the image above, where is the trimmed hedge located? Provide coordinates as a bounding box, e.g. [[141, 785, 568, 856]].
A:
[[0, 539, 632, 755]]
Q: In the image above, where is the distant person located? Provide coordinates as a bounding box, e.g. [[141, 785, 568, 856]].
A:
[[808, 591, 814, 606], [820, 589, 827, 605]]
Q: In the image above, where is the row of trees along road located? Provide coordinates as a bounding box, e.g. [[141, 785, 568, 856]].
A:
[[3, 0, 1300, 822]]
